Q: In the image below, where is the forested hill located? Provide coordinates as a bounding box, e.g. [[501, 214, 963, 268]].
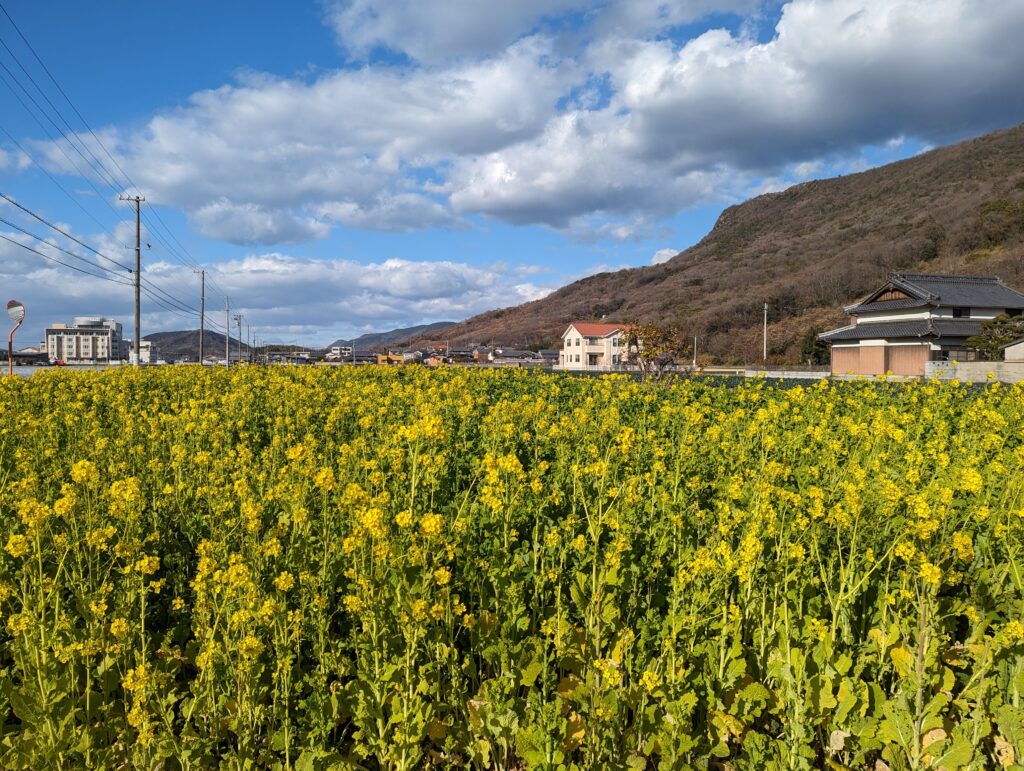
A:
[[424, 123, 1024, 362]]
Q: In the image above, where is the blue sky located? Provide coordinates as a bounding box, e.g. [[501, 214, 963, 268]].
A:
[[1, 0, 1022, 347]]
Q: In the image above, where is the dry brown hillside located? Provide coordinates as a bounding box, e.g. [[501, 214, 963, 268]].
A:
[[420, 123, 1024, 363]]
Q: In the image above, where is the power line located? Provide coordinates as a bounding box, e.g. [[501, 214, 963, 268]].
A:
[[0, 0, 143, 203], [0, 31, 124, 193], [0, 4, 221, 287], [0, 232, 132, 284], [0, 190, 133, 271], [0, 3, 236, 329], [0, 121, 120, 238], [0, 59, 121, 217], [0, 213, 129, 279]]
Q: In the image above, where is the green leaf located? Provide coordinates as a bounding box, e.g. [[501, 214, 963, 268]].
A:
[[932, 736, 974, 770], [835, 678, 858, 724], [808, 674, 837, 713], [890, 646, 916, 679], [520, 659, 544, 688]]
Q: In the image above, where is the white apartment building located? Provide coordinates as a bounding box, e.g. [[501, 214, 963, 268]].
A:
[[45, 316, 126, 364], [558, 322, 631, 371]]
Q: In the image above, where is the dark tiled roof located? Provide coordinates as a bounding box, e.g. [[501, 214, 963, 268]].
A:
[[847, 273, 1024, 313], [820, 319, 983, 342], [903, 273, 1023, 306], [845, 297, 930, 313]]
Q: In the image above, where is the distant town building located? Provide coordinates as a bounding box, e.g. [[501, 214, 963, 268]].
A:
[[819, 273, 1024, 377], [558, 322, 631, 371], [137, 340, 157, 364], [45, 316, 126, 364]]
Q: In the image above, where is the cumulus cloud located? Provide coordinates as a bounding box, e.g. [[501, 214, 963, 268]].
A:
[[325, 0, 756, 64], [21, 0, 1024, 240], [325, 0, 586, 64], [317, 194, 461, 232], [0, 214, 553, 344], [192, 201, 329, 245], [651, 247, 677, 264], [32, 36, 576, 242]]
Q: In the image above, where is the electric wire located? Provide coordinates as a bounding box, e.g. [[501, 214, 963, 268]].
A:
[[0, 232, 132, 284], [0, 3, 237, 330], [0, 5, 222, 288], [0, 214, 130, 279], [0, 190, 133, 271]]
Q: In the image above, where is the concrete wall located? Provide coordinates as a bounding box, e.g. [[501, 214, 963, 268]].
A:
[[925, 361, 1024, 383], [745, 369, 830, 380]]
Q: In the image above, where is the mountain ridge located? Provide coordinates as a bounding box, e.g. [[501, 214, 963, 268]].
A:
[[415, 123, 1024, 362], [326, 321, 456, 350]]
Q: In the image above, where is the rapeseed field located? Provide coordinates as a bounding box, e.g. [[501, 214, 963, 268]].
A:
[[1, 367, 1022, 769]]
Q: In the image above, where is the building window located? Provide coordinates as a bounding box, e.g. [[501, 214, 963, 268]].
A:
[[611, 337, 618, 347], [575, 338, 580, 346], [586, 337, 598, 345], [574, 354, 580, 362], [952, 307, 970, 318]]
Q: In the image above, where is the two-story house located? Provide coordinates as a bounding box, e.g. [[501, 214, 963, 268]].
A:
[[819, 273, 1024, 377], [558, 322, 631, 371]]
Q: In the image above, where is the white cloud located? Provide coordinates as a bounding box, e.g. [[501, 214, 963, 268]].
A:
[[325, 0, 586, 64], [192, 201, 329, 245], [1, 210, 555, 344], [20, 0, 1024, 241], [317, 194, 461, 232], [325, 0, 756, 64], [651, 247, 677, 264], [32, 37, 576, 243]]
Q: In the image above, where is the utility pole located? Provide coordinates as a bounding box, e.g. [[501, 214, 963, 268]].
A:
[[247, 323, 252, 364], [234, 314, 243, 364], [224, 296, 230, 366], [194, 269, 205, 364], [763, 301, 768, 362], [119, 194, 144, 365]]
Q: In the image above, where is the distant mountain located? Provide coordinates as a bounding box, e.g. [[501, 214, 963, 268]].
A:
[[143, 329, 247, 360], [327, 321, 456, 351], [414, 123, 1024, 363]]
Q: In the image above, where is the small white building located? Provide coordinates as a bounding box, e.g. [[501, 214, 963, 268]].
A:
[[1003, 336, 1024, 362], [45, 316, 126, 364], [558, 322, 631, 371]]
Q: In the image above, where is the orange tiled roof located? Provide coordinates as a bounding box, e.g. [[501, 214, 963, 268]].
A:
[[565, 322, 629, 337]]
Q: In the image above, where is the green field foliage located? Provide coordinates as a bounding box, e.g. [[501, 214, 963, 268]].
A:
[[1, 367, 1023, 769]]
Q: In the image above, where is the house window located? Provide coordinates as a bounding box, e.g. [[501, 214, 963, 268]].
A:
[[952, 307, 970, 318], [611, 337, 618, 347], [575, 338, 580, 346], [574, 354, 580, 362], [586, 337, 598, 345]]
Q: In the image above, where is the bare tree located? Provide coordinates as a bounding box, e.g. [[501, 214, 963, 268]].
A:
[[622, 322, 693, 383]]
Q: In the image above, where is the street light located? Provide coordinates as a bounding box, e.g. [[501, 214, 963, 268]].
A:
[[7, 300, 25, 376]]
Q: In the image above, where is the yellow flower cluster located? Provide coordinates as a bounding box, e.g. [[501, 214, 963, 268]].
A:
[[0, 366, 1021, 769]]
